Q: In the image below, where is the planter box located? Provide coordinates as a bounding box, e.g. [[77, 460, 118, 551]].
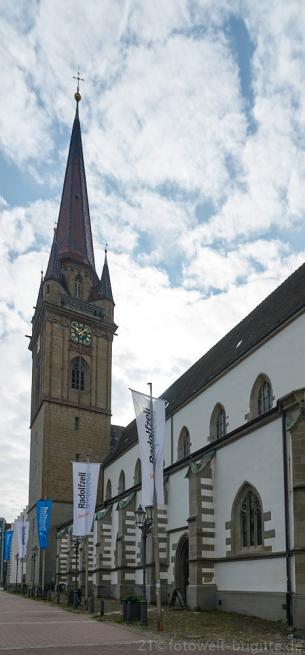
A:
[[121, 600, 141, 622]]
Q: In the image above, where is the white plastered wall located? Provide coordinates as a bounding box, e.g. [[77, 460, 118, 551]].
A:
[[216, 558, 287, 592], [215, 418, 285, 558], [170, 312, 305, 462]]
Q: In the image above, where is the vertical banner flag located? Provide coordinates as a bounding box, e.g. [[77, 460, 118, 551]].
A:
[[72, 461, 101, 536], [4, 530, 13, 561], [36, 499, 53, 550], [131, 389, 166, 507], [15, 521, 29, 559]]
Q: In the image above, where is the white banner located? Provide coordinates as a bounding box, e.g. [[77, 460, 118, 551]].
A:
[[131, 389, 166, 507], [15, 521, 29, 560], [72, 462, 101, 536]]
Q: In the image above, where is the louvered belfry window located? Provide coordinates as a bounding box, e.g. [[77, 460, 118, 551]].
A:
[[71, 358, 85, 391]]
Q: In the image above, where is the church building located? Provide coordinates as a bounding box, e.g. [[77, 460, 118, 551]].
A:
[[26, 87, 116, 586], [27, 89, 305, 629]]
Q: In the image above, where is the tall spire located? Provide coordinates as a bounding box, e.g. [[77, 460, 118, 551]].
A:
[[100, 247, 114, 303], [56, 85, 95, 269], [45, 229, 62, 282]]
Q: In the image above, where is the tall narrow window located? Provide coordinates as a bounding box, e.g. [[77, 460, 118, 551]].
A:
[[258, 381, 272, 415], [74, 275, 82, 298], [71, 358, 87, 391], [105, 479, 112, 500], [216, 408, 226, 439], [210, 403, 227, 441], [134, 458, 142, 485], [177, 427, 191, 460], [240, 490, 262, 548], [249, 374, 273, 419], [118, 470, 125, 494]]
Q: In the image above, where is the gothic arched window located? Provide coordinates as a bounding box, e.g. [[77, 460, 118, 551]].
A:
[[240, 490, 262, 548], [249, 374, 273, 419], [177, 427, 190, 460], [71, 357, 88, 391], [258, 380, 273, 415], [231, 483, 264, 553], [105, 479, 112, 500], [210, 404, 227, 441], [134, 458, 141, 485], [118, 470, 125, 495]]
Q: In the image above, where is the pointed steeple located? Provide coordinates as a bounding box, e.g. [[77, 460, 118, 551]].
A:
[[45, 229, 62, 282], [100, 248, 114, 303], [56, 91, 95, 269]]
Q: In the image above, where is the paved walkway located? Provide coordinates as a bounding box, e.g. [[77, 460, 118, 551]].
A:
[[0, 591, 153, 654]]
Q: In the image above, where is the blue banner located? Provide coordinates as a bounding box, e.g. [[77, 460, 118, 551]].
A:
[[4, 530, 13, 561], [36, 499, 53, 550]]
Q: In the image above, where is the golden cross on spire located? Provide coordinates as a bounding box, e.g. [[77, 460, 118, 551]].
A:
[[73, 69, 84, 103]]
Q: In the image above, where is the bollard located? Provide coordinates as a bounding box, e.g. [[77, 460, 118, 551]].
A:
[[140, 600, 148, 625], [126, 602, 132, 623], [100, 599, 104, 616]]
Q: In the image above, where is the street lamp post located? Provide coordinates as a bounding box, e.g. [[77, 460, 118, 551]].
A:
[[20, 558, 24, 592], [135, 504, 153, 623], [32, 546, 38, 594], [15, 553, 19, 591], [73, 537, 81, 608]]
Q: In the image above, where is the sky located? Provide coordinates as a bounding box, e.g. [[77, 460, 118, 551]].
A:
[[1, 0, 305, 521]]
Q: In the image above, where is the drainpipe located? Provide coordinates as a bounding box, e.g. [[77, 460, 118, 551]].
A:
[[280, 404, 292, 626], [170, 415, 174, 465]]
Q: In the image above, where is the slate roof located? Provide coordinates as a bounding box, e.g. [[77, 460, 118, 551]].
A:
[[106, 262, 305, 463], [56, 101, 95, 269]]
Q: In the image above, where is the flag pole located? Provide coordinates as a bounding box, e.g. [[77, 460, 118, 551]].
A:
[[148, 382, 164, 632], [84, 455, 90, 610]]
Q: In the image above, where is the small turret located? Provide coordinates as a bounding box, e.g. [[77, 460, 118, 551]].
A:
[[100, 248, 114, 304]]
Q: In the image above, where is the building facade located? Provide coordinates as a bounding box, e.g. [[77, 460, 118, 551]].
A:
[[57, 261, 305, 628], [0, 517, 6, 585], [26, 90, 305, 627], [7, 508, 28, 587]]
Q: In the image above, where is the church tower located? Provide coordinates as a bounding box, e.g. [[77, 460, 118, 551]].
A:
[[26, 88, 116, 585]]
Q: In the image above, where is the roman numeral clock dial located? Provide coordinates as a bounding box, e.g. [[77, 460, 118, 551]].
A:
[[70, 321, 92, 345]]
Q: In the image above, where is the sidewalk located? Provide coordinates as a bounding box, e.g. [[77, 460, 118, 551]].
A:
[[0, 590, 146, 653]]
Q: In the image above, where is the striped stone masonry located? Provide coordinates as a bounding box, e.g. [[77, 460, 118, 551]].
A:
[[187, 454, 216, 608], [56, 531, 70, 586], [124, 510, 136, 582], [158, 507, 168, 570], [200, 474, 215, 584]]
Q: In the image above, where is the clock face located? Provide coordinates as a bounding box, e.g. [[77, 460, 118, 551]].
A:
[[70, 321, 92, 345]]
